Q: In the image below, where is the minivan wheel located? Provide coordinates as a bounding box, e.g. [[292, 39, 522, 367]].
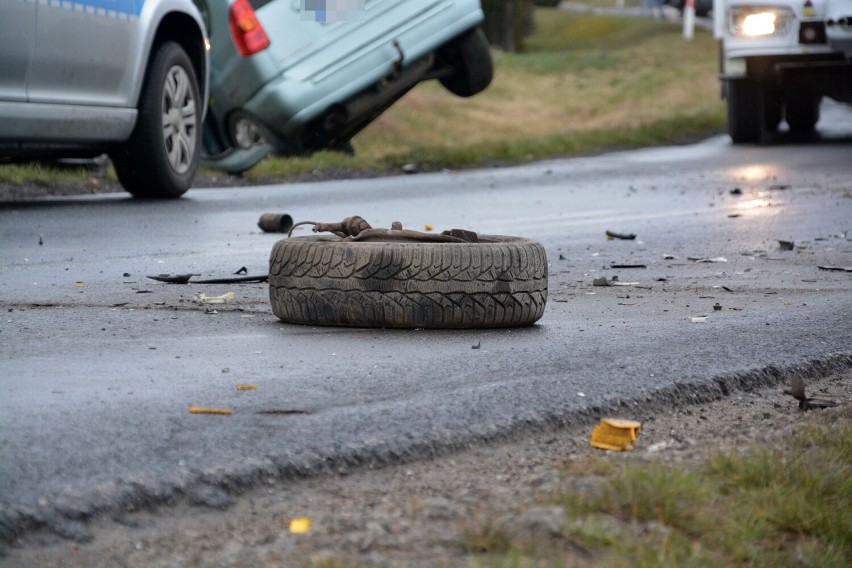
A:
[[112, 41, 201, 198], [436, 27, 494, 98]]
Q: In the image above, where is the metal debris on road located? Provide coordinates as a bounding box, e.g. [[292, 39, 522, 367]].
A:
[[817, 265, 852, 272], [193, 292, 236, 305], [471, 341, 481, 350], [605, 230, 637, 240], [590, 418, 641, 451], [188, 406, 233, 415], [148, 274, 194, 284], [610, 263, 646, 269], [713, 303, 722, 311], [730, 188, 743, 195], [778, 240, 795, 251], [688, 256, 728, 263]]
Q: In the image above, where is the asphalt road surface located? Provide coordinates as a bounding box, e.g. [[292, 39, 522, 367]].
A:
[[2, 105, 851, 541]]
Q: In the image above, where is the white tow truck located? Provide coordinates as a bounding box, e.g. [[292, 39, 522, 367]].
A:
[[713, 0, 852, 142]]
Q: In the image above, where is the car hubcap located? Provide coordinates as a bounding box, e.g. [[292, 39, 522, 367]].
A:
[[161, 65, 196, 175]]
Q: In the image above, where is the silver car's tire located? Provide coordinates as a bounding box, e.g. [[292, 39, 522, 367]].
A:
[[112, 41, 200, 198], [269, 236, 548, 328]]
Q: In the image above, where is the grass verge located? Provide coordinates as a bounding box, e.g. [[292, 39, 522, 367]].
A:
[[460, 410, 851, 568]]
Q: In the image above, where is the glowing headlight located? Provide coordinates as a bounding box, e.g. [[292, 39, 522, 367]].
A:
[[729, 6, 793, 37]]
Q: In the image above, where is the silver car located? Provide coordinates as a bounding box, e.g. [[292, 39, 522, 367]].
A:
[[0, 0, 209, 198]]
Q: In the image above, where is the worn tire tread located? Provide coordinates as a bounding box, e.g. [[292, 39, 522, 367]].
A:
[[269, 236, 548, 328]]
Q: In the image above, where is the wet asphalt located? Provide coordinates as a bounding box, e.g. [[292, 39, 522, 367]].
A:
[[1, 104, 851, 541]]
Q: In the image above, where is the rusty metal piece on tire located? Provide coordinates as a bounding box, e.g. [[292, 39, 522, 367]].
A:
[[258, 213, 294, 233], [590, 418, 641, 451]]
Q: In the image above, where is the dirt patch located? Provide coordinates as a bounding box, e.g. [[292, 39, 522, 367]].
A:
[[3, 370, 849, 568]]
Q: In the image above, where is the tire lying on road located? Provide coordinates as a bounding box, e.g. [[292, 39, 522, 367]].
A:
[[269, 236, 548, 328]]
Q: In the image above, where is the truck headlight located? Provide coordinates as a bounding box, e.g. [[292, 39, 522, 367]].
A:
[[729, 6, 793, 37]]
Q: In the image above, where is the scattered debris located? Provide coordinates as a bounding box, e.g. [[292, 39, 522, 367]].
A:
[[424, 223, 433, 231], [730, 188, 743, 195], [148, 273, 194, 284], [193, 275, 267, 284], [690, 316, 708, 323], [728, 213, 741, 218], [257, 213, 294, 233], [38, 235, 44, 246], [193, 292, 236, 305], [778, 240, 794, 251], [663, 254, 678, 260], [236, 384, 257, 391], [713, 303, 722, 311], [593, 275, 640, 287], [257, 409, 310, 416], [471, 341, 481, 350], [610, 264, 646, 269], [783, 376, 839, 411], [818, 265, 852, 272], [688, 256, 728, 263], [150, 274, 267, 284], [768, 184, 791, 190], [590, 418, 641, 451], [401, 163, 419, 174], [188, 406, 233, 415], [605, 230, 636, 240], [288, 517, 312, 534]]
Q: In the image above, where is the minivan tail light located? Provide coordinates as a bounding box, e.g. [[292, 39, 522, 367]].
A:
[[229, 0, 270, 56]]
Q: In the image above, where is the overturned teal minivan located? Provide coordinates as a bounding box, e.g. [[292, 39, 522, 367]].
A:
[[201, 0, 493, 173]]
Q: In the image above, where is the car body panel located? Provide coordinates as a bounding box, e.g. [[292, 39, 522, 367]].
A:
[[0, 0, 208, 146], [0, 0, 37, 102]]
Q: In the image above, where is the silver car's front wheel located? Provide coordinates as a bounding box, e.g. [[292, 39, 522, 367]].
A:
[[162, 65, 197, 175], [112, 41, 201, 198]]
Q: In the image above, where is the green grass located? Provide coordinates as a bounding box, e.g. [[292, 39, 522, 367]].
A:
[[460, 416, 852, 568], [0, 8, 725, 186]]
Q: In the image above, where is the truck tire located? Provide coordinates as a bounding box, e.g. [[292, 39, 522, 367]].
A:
[[268, 236, 548, 328], [727, 79, 764, 143], [436, 27, 494, 98], [764, 90, 783, 132], [785, 91, 821, 133], [111, 41, 201, 198]]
